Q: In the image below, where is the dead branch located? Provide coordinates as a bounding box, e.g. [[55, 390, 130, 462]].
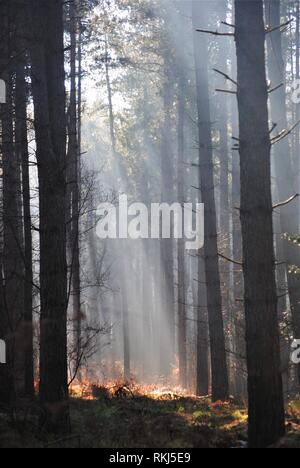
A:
[[221, 21, 236, 29], [268, 83, 283, 94], [213, 68, 237, 86], [265, 19, 293, 34], [216, 88, 237, 95], [218, 252, 243, 266], [271, 120, 300, 145], [196, 28, 234, 37], [271, 128, 286, 143], [269, 122, 277, 134], [273, 194, 299, 210]]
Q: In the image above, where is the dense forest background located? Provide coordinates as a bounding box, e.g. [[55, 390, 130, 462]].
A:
[[1, 0, 300, 449]]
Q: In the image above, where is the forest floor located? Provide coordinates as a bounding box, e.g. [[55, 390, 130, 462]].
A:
[[1, 383, 300, 448]]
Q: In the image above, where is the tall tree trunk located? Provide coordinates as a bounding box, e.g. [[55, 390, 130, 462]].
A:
[[216, 0, 232, 394], [218, 1, 230, 237], [192, 0, 229, 402], [295, 0, 299, 213], [15, 56, 35, 399], [105, 35, 117, 157], [235, 0, 285, 447], [121, 250, 130, 381], [28, 0, 69, 433], [1, 1, 26, 399], [67, 0, 82, 379], [230, 24, 247, 403], [140, 88, 155, 381], [177, 71, 187, 388], [160, 68, 175, 379], [265, 0, 300, 388], [196, 255, 209, 396], [0, 2, 23, 404]]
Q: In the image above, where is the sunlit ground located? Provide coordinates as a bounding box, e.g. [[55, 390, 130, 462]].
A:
[[67, 380, 249, 449], [1, 379, 300, 448], [69, 379, 195, 401]]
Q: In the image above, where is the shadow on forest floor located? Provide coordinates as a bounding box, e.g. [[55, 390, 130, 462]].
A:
[[1, 388, 300, 448], [69, 394, 248, 449]]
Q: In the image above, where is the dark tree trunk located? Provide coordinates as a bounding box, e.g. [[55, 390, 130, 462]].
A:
[[216, 0, 232, 394], [230, 28, 247, 403], [0, 0, 26, 399], [192, 0, 229, 402], [28, 0, 69, 433], [15, 56, 35, 399], [0, 4, 18, 405], [295, 0, 299, 220], [196, 255, 209, 396], [265, 0, 300, 388], [67, 0, 82, 378], [235, 0, 285, 448], [217, 1, 230, 238]]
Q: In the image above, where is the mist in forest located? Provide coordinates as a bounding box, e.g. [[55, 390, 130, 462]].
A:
[[78, 0, 230, 389], [77, 0, 299, 394], [2, 0, 300, 449]]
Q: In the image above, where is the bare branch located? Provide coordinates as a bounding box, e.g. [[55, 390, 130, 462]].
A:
[[196, 28, 234, 37], [213, 68, 237, 86], [268, 83, 283, 94], [271, 128, 286, 143], [221, 21, 236, 29], [271, 120, 300, 145], [273, 194, 299, 210], [216, 88, 237, 95], [269, 122, 277, 134], [265, 19, 293, 34], [218, 252, 243, 266]]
